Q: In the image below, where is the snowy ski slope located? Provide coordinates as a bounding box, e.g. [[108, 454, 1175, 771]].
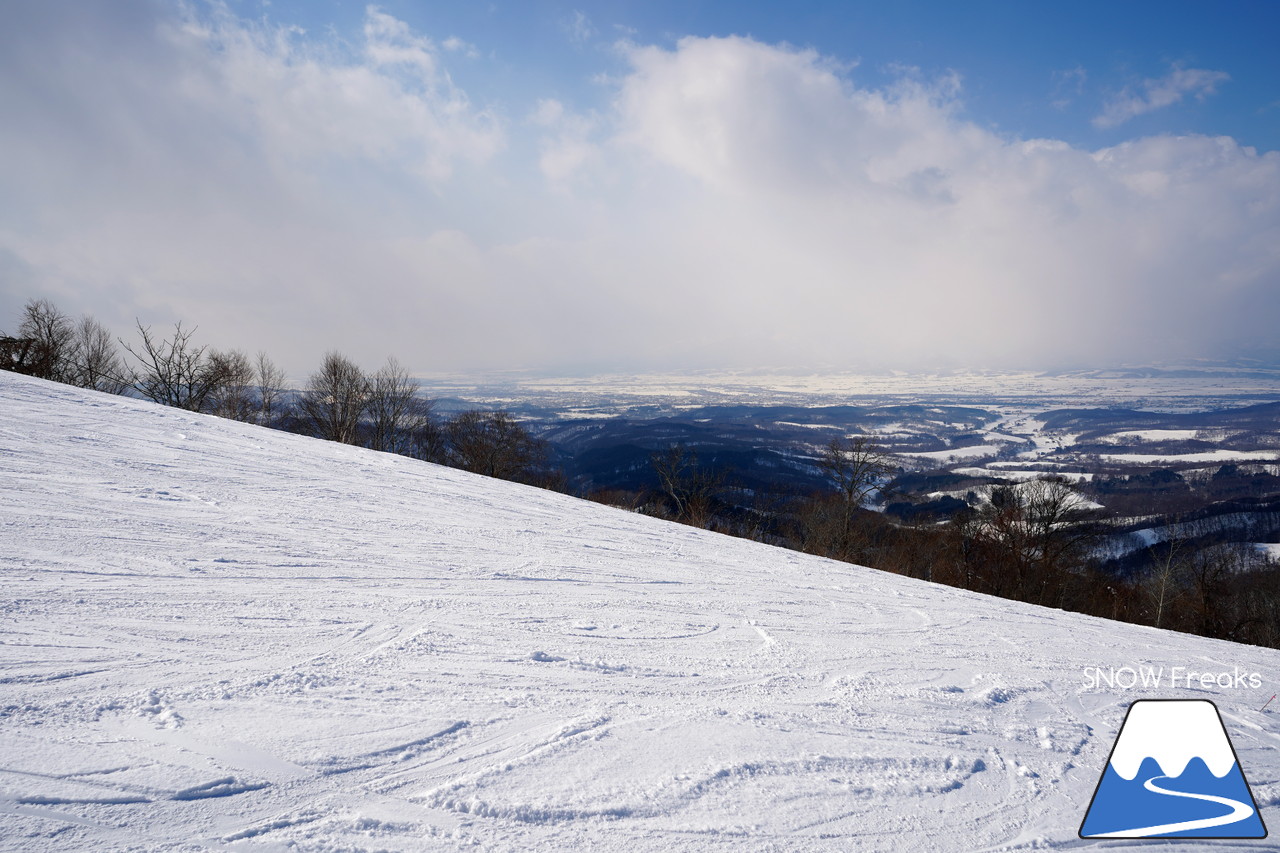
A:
[[2, 371, 1278, 851]]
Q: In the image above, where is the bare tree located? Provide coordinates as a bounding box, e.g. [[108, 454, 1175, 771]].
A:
[[650, 444, 724, 528], [122, 320, 221, 411], [299, 351, 368, 444], [1232, 560, 1280, 648], [446, 409, 545, 480], [0, 335, 40, 374], [366, 358, 433, 453], [820, 436, 892, 509], [408, 414, 447, 464], [254, 351, 287, 426], [205, 348, 256, 421], [810, 436, 893, 560], [1185, 544, 1245, 639], [974, 478, 1099, 604], [1143, 525, 1191, 630], [15, 298, 75, 381], [68, 314, 128, 394]]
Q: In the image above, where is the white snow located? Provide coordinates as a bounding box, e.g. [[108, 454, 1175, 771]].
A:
[[775, 421, 841, 431], [904, 445, 1002, 462], [979, 432, 1027, 445], [3, 371, 1280, 851], [1100, 450, 1279, 464], [1105, 429, 1201, 442], [951, 467, 1093, 484]]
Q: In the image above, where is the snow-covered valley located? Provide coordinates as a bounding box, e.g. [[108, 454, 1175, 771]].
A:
[[3, 370, 1279, 851]]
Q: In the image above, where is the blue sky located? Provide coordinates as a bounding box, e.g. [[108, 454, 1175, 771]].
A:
[[1, 1, 1278, 374], [258, 0, 1280, 151]]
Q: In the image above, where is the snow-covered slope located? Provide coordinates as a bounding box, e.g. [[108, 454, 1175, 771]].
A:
[[2, 370, 1278, 852]]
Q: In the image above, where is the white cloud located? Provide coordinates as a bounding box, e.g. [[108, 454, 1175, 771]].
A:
[[195, 4, 502, 182], [529, 99, 601, 184], [362, 6, 436, 71], [595, 37, 1278, 367], [530, 98, 565, 127], [0, 2, 506, 371], [617, 38, 970, 196], [1051, 65, 1087, 110], [442, 35, 480, 59], [1094, 65, 1230, 128], [0, 10, 1276, 376], [563, 10, 596, 45]]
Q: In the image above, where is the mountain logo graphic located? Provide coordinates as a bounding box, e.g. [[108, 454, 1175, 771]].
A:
[[1079, 699, 1267, 839]]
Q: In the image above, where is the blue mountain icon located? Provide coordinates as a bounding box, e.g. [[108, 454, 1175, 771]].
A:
[[1080, 700, 1266, 838]]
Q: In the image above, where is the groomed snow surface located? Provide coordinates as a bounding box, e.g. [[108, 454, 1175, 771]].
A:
[[2, 371, 1279, 852]]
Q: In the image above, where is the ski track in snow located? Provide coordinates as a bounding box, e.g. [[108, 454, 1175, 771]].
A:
[[2, 371, 1279, 851]]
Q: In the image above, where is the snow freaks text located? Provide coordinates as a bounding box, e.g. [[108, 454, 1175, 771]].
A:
[[1082, 666, 1263, 690]]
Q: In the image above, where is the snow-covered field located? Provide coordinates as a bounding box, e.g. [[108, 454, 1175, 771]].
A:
[[3, 371, 1280, 851], [1099, 450, 1280, 465], [901, 445, 1004, 463], [952, 467, 1094, 484]]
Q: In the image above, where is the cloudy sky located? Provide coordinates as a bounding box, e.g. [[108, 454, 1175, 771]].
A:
[[2, 1, 1277, 376]]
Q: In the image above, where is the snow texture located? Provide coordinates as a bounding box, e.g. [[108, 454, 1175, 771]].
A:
[[1100, 450, 1279, 464], [2, 371, 1279, 851]]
